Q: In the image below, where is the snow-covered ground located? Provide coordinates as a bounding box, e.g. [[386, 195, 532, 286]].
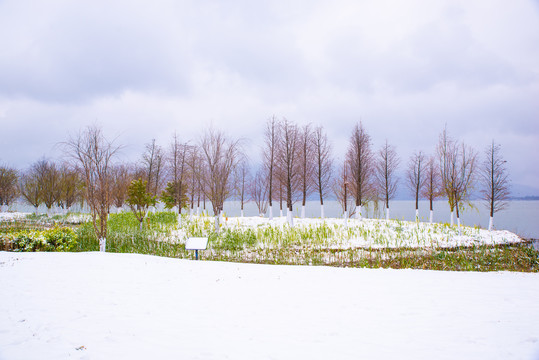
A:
[[0, 212, 27, 222], [1, 251, 538, 360], [197, 215, 523, 249]]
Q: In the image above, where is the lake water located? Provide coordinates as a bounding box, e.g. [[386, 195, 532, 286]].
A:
[[5, 200, 539, 239]]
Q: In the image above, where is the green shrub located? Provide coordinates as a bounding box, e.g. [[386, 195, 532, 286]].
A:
[[2, 227, 77, 252]]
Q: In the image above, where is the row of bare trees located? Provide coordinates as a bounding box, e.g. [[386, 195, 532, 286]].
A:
[[261, 117, 334, 225], [0, 159, 84, 215], [1, 121, 511, 247], [404, 126, 509, 230]]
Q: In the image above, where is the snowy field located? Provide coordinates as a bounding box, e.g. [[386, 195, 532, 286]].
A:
[[1, 251, 538, 360]]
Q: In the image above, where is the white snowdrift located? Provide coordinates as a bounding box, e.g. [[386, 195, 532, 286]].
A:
[[1, 252, 538, 360]]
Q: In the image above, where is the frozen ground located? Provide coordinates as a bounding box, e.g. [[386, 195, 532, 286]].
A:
[[1, 251, 538, 360]]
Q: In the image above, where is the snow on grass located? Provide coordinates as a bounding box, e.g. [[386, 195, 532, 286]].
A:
[[0, 212, 27, 222], [0, 251, 538, 360], [200, 215, 523, 249]]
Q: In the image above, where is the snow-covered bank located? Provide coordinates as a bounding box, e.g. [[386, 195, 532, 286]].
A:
[[199, 215, 523, 249], [1, 252, 538, 360]]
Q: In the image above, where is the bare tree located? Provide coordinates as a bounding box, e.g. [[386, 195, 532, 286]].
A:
[[20, 171, 42, 214], [445, 141, 477, 228], [480, 141, 510, 231], [406, 151, 426, 221], [57, 162, 83, 213], [40, 160, 62, 214], [0, 164, 18, 211], [186, 145, 200, 218], [110, 163, 132, 212], [64, 126, 120, 251], [333, 161, 354, 226], [313, 126, 333, 218], [234, 158, 251, 217], [437, 126, 458, 225], [199, 128, 241, 232], [250, 168, 268, 216], [297, 123, 315, 218], [167, 133, 190, 215], [276, 118, 300, 226], [421, 156, 441, 223], [375, 140, 400, 220], [263, 116, 279, 220], [346, 122, 373, 219], [142, 139, 165, 198]]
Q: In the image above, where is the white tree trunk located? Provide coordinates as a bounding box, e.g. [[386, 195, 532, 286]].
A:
[[287, 208, 294, 227], [450, 211, 454, 226], [99, 237, 106, 252], [356, 205, 362, 220], [320, 204, 325, 219], [415, 209, 419, 222], [196, 206, 200, 216], [344, 209, 348, 228], [488, 216, 493, 231], [214, 214, 220, 232], [241, 209, 244, 218], [189, 207, 193, 220], [386, 208, 390, 221], [301, 205, 305, 219], [268, 204, 273, 220], [280, 208, 283, 217], [429, 210, 433, 224]]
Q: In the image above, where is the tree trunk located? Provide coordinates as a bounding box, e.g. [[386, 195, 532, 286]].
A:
[[268, 204, 273, 220], [356, 205, 362, 220], [488, 216, 493, 231], [429, 210, 433, 224], [287, 208, 294, 227], [99, 237, 106, 252], [415, 209, 419, 222], [320, 204, 324, 219], [214, 213, 220, 233], [386, 207, 390, 221], [301, 205, 305, 218]]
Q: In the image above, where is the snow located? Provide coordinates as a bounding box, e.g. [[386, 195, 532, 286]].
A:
[[1, 251, 538, 360], [215, 216, 523, 249], [0, 212, 27, 222]]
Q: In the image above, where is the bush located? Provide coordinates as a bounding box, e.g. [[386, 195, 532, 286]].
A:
[[2, 227, 77, 252]]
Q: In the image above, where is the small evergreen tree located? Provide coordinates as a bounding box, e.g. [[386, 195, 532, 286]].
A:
[[126, 179, 156, 230], [161, 180, 188, 212]]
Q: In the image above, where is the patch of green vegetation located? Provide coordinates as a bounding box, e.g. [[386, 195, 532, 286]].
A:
[[1, 226, 77, 252], [3, 211, 538, 272]]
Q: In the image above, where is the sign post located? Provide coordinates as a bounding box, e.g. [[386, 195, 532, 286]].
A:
[[185, 237, 209, 260]]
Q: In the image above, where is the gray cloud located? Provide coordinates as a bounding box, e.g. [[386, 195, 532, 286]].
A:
[[0, 0, 538, 190]]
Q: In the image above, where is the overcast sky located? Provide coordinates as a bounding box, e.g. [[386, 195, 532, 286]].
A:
[[1, 0, 538, 193]]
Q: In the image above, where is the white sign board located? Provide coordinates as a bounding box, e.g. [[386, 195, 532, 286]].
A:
[[185, 237, 209, 250]]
